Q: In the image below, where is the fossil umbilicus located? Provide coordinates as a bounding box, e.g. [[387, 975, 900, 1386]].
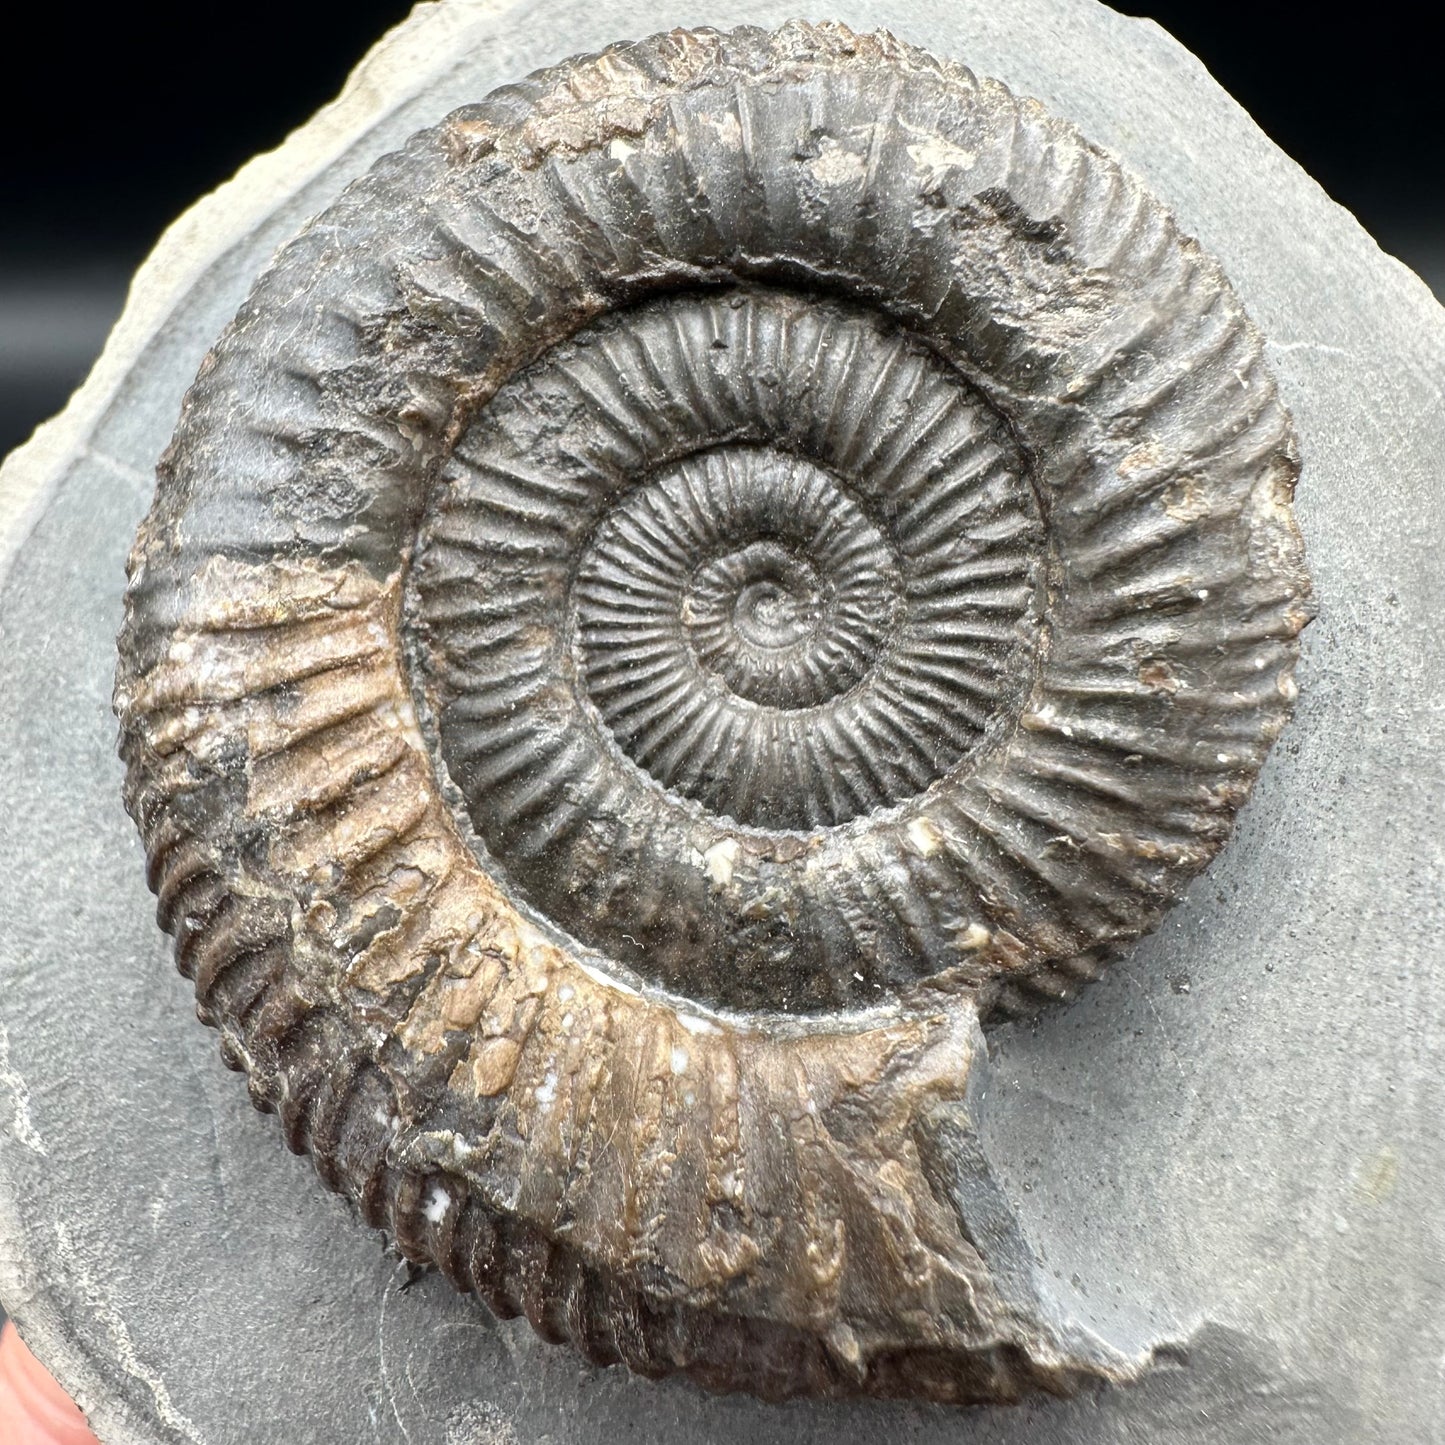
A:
[[115, 22, 1312, 1403]]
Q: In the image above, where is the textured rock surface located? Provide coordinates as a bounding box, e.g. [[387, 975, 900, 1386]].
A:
[[2, 0, 1443, 1440]]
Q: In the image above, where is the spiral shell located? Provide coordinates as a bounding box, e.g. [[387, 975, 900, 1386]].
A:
[[115, 22, 1312, 1402]]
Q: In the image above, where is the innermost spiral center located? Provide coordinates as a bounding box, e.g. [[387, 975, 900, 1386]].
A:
[[729, 552, 819, 651], [685, 530, 852, 711], [574, 448, 905, 823], [689, 526, 850, 709]]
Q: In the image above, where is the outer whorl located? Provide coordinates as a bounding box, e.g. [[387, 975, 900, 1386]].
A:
[[114, 23, 1313, 1403]]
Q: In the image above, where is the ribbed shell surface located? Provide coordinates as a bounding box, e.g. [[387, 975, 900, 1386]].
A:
[[115, 22, 1312, 1402]]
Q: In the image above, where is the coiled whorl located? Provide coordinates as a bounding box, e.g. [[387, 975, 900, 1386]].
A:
[[116, 22, 1312, 1402]]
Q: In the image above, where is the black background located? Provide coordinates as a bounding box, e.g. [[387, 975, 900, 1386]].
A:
[[0, 1, 1440, 458]]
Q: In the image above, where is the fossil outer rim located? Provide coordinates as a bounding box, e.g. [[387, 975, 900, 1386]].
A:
[[115, 22, 1313, 1403]]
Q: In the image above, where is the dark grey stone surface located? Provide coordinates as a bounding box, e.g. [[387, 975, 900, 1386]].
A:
[[1, 0, 1442, 1441]]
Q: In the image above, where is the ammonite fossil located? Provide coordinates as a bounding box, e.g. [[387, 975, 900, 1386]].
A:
[[114, 22, 1313, 1404]]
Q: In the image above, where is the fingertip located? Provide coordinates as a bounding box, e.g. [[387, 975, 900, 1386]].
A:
[[0, 1321, 103, 1444]]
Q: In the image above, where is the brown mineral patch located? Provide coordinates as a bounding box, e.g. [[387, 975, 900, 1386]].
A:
[[1138, 657, 1182, 695], [1117, 441, 1167, 481], [1164, 473, 1215, 522], [465, 1036, 524, 1096]]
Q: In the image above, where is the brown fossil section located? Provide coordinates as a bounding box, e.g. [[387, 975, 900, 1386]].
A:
[[115, 21, 1312, 1401], [118, 553, 1118, 1399]]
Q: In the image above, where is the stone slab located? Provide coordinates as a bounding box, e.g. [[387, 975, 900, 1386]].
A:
[[1, 1, 1442, 1441]]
